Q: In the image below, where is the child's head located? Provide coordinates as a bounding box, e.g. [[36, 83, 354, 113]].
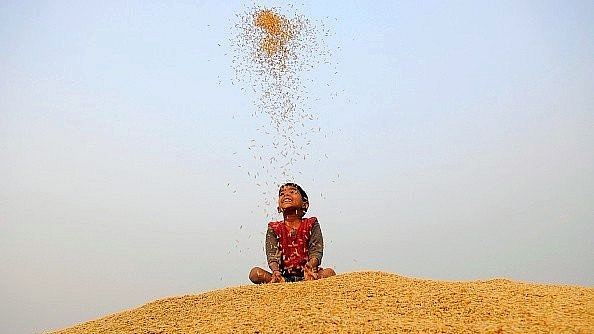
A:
[[278, 182, 309, 214]]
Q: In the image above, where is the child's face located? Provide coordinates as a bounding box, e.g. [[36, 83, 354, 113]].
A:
[[278, 185, 308, 213]]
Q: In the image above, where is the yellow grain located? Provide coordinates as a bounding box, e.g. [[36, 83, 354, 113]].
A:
[[48, 271, 594, 334], [231, 6, 332, 200]]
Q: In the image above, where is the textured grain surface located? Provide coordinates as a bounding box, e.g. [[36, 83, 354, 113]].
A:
[[48, 271, 594, 333]]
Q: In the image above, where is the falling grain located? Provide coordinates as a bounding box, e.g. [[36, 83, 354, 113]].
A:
[[231, 5, 335, 215]]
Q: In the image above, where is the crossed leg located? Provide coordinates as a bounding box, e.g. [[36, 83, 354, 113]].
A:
[[317, 267, 336, 279], [249, 267, 272, 284], [249, 266, 336, 284]]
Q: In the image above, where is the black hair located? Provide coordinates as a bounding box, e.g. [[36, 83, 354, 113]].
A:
[[279, 182, 309, 204]]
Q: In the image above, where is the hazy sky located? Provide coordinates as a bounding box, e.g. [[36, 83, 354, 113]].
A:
[[1, 1, 593, 333]]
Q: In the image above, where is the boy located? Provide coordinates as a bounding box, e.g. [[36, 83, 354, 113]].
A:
[[249, 183, 336, 283]]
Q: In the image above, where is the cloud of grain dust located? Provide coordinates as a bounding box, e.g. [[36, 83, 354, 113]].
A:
[[231, 5, 337, 217]]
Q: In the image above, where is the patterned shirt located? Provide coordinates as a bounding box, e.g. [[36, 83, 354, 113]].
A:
[[265, 217, 324, 275]]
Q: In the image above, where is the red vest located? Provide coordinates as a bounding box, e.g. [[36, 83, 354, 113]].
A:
[[268, 217, 317, 274]]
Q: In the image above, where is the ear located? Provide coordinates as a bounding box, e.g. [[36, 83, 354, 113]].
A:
[[277, 206, 282, 213], [302, 202, 309, 212]]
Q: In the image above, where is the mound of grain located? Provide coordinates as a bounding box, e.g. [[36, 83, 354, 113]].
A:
[[49, 271, 593, 333]]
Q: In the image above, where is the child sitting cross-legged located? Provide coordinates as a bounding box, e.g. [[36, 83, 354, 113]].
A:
[[249, 183, 336, 283]]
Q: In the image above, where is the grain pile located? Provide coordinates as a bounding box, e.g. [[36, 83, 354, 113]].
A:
[[49, 271, 593, 333]]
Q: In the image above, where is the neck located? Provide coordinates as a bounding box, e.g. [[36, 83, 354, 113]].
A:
[[283, 211, 303, 225]]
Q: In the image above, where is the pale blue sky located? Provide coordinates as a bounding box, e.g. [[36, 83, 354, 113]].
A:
[[1, 1, 593, 333]]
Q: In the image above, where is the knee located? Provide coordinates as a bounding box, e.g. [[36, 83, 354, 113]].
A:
[[320, 267, 336, 278], [249, 267, 259, 283], [249, 267, 266, 284]]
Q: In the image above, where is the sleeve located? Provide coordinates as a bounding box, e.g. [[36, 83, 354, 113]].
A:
[[308, 221, 324, 264], [265, 227, 281, 266]]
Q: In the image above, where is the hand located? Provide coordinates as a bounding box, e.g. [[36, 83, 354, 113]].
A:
[[270, 270, 283, 283], [303, 262, 318, 281]]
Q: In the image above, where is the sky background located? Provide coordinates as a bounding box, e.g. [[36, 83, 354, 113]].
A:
[[1, 1, 593, 333]]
